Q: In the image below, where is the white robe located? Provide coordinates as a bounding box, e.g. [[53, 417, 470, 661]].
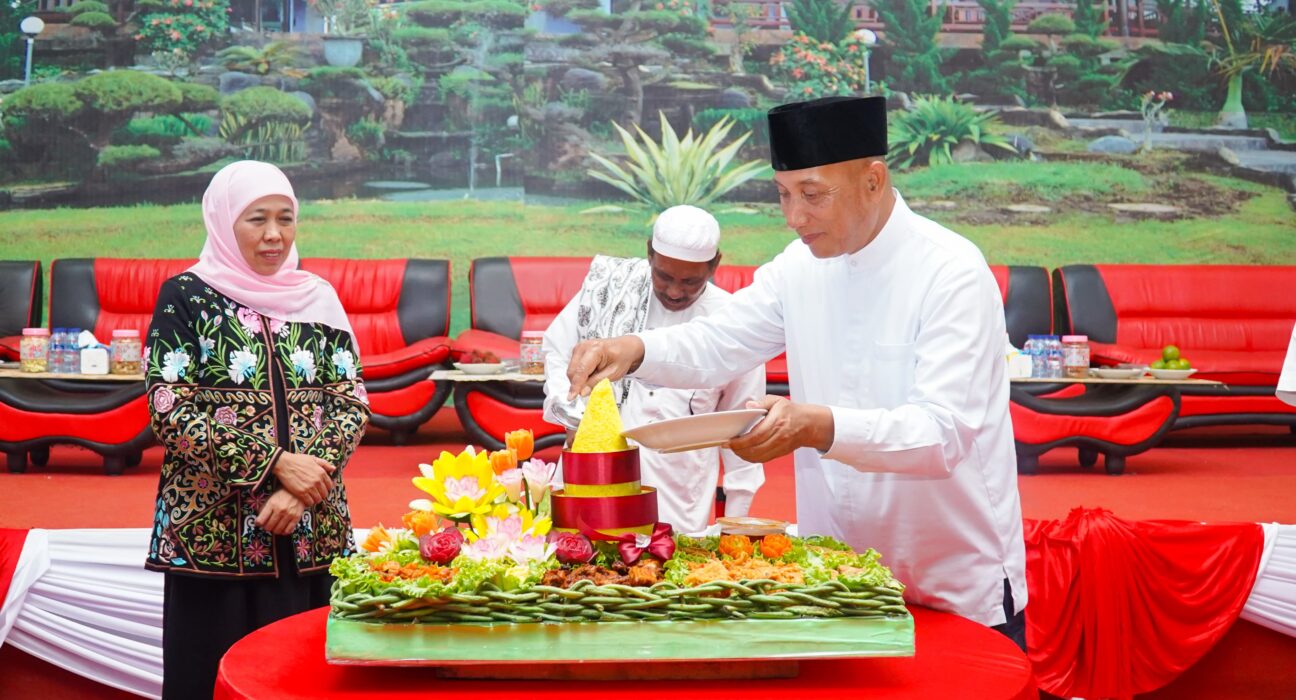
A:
[[543, 283, 766, 536], [1279, 323, 1296, 407], [631, 193, 1027, 627]]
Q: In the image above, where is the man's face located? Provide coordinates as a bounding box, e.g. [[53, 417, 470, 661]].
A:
[[648, 245, 718, 312], [772, 158, 888, 258]]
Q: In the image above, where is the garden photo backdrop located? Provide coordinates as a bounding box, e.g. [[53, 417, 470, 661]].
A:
[[1, 0, 1294, 333]]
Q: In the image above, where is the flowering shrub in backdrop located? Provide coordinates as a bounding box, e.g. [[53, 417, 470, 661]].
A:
[[769, 32, 870, 99], [134, 0, 229, 64]]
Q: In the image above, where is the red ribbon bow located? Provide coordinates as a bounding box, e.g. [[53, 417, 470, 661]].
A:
[[616, 523, 676, 566]]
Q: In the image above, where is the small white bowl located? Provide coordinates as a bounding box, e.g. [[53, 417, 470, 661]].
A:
[[1090, 367, 1147, 379], [453, 362, 507, 375], [1148, 368, 1197, 380]]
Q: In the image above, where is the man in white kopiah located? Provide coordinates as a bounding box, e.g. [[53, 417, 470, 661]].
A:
[[562, 96, 1028, 651], [542, 205, 766, 535]]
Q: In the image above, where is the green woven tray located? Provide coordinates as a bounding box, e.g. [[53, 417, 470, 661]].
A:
[[326, 614, 915, 664]]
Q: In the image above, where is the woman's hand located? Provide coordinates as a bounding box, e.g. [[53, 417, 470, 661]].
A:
[[273, 452, 336, 506], [255, 489, 306, 536]]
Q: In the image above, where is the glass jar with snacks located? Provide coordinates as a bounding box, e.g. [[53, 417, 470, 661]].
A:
[[19, 328, 50, 373], [520, 331, 545, 375], [1062, 335, 1091, 379], [110, 329, 143, 375]]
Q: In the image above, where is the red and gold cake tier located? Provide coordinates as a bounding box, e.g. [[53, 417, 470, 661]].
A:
[[551, 447, 658, 540]]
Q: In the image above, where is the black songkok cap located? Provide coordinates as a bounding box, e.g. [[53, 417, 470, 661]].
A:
[[767, 96, 887, 171]]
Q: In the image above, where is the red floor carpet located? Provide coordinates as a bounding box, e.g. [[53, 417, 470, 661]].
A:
[[2, 410, 1294, 529], [3, 411, 1295, 700]]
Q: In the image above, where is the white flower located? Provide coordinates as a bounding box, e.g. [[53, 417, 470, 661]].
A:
[[228, 348, 257, 385], [290, 347, 317, 382], [331, 348, 357, 380], [161, 349, 191, 382], [198, 337, 215, 364]]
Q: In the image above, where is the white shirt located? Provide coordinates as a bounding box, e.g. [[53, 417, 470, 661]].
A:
[[1279, 323, 1296, 407], [632, 193, 1027, 627], [543, 282, 767, 535]]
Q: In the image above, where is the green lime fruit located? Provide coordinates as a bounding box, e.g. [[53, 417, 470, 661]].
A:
[[1151, 359, 1167, 370], [1162, 345, 1181, 362], [1171, 358, 1191, 370]]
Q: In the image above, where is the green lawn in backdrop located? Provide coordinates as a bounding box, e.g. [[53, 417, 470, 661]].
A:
[[2, 163, 1293, 335]]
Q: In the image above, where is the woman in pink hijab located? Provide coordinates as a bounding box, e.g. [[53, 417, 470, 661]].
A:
[[143, 161, 370, 699]]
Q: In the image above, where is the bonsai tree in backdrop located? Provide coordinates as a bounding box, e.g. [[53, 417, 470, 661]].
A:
[[541, 0, 716, 126]]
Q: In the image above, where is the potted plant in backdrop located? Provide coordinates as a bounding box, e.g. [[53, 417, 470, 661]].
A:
[[312, 0, 374, 67]]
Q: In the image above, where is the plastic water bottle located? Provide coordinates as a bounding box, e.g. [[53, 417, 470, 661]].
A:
[[1025, 335, 1046, 378], [66, 328, 82, 373], [1045, 336, 1064, 379], [50, 329, 66, 373]]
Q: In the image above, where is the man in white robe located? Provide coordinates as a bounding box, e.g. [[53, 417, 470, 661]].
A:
[[562, 97, 1028, 649], [542, 205, 766, 535]]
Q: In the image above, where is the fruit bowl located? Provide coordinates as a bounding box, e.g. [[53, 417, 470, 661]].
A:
[[1148, 368, 1197, 380]]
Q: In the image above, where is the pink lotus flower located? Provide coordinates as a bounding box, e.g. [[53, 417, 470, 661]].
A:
[[461, 533, 510, 561], [354, 381, 368, 405], [521, 458, 556, 503], [497, 468, 524, 502], [508, 534, 555, 564], [313, 405, 324, 430]]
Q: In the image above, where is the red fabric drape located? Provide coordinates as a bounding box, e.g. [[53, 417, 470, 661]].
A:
[[1024, 508, 1264, 699], [0, 528, 29, 607], [215, 606, 1036, 699]]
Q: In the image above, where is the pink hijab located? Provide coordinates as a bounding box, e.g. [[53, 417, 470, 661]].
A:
[[188, 160, 357, 353]]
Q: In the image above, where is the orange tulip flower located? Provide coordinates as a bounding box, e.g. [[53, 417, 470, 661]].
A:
[[489, 448, 518, 475], [505, 429, 534, 461]]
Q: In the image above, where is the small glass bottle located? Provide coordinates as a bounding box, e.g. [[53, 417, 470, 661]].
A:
[[519, 331, 545, 375], [20, 328, 51, 373], [1062, 335, 1091, 379], [110, 329, 143, 375]]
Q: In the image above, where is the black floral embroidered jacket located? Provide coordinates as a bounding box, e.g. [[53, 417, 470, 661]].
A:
[[144, 273, 370, 577]]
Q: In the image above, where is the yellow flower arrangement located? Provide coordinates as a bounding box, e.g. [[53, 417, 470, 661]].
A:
[[409, 447, 506, 520]]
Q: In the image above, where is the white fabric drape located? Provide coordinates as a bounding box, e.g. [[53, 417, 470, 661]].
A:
[[3, 529, 163, 699], [1241, 523, 1296, 637], [1, 524, 1294, 699]]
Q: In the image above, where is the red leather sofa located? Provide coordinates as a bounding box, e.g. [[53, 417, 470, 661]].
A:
[[453, 257, 1054, 451], [0, 261, 42, 361], [0, 257, 452, 473], [1053, 264, 1296, 430]]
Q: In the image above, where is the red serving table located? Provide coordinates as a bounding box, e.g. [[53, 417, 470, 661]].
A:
[[214, 606, 1037, 699]]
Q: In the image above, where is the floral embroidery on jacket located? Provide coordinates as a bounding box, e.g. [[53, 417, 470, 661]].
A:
[[145, 274, 370, 577]]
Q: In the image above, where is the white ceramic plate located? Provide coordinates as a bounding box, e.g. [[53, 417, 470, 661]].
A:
[[1148, 368, 1197, 380], [454, 362, 508, 375], [1090, 367, 1147, 379], [621, 409, 768, 454]]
